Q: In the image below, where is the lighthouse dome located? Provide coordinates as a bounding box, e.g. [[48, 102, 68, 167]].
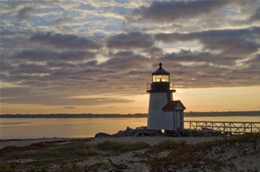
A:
[[152, 63, 169, 75]]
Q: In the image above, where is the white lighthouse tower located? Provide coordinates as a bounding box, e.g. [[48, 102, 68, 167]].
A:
[[147, 63, 186, 131]]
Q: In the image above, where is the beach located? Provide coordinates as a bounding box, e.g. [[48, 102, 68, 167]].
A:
[[1, 134, 259, 172]]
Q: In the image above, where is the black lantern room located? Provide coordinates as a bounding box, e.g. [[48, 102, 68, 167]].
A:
[[147, 63, 176, 93]]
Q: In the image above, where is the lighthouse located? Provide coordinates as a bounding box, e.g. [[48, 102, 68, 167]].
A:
[[147, 63, 186, 131]]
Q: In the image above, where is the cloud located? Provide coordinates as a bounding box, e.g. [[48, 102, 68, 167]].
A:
[[53, 17, 71, 25], [17, 6, 34, 20], [0, 87, 32, 98], [46, 61, 79, 69], [245, 54, 260, 68], [1, 1, 260, 112], [107, 32, 154, 49], [130, 0, 230, 23], [30, 32, 102, 50], [10, 63, 50, 74], [0, 61, 14, 71], [12, 49, 96, 62], [0, 87, 133, 106], [2, 51, 260, 101], [250, 7, 260, 21], [161, 50, 239, 66], [155, 27, 260, 55], [156, 61, 260, 88], [144, 47, 164, 56], [101, 51, 151, 71], [64, 106, 75, 109]]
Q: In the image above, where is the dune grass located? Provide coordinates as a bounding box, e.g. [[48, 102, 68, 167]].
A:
[[7, 142, 98, 161], [1, 133, 259, 172], [95, 140, 150, 154], [1, 142, 100, 171], [146, 133, 260, 171], [1, 140, 150, 171]]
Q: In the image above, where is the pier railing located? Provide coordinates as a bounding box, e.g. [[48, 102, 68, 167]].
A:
[[185, 121, 260, 136]]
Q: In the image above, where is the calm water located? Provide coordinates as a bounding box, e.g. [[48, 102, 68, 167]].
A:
[[1, 116, 260, 139]]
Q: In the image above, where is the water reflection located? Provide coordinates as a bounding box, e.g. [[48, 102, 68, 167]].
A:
[[0, 116, 259, 139]]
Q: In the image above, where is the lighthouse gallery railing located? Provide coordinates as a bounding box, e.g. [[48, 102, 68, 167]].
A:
[[146, 83, 176, 91]]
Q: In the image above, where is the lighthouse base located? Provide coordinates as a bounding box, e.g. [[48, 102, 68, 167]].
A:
[[148, 111, 183, 130]]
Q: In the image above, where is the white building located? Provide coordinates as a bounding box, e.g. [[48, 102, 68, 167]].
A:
[[147, 63, 186, 130]]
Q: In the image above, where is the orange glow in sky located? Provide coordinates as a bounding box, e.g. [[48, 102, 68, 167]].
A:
[[1, 86, 259, 114], [1, 1, 260, 114]]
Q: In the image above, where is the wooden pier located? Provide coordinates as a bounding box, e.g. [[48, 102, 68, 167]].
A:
[[186, 121, 260, 136], [164, 121, 260, 137]]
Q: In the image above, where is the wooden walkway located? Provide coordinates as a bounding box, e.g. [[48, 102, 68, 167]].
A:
[[185, 121, 260, 136]]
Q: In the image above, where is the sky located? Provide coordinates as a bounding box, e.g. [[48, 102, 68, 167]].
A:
[[0, 0, 260, 114]]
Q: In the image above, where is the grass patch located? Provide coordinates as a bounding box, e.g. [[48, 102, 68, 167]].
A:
[[2, 133, 259, 171], [146, 133, 260, 171], [148, 139, 186, 154], [8, 142, 98, 161], [95, 140, 150, 153], [0, 162, 18, 172], [3, 142, 100, 171]]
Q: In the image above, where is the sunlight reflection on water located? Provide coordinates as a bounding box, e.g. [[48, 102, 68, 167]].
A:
[[0, 116, 259, 139]]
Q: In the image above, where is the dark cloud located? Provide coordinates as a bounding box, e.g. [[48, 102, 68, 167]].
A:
[[53, 17, 71, 25], [155, 27, 260, 55], [10, 63, 50, 74], [162, 50, 240, 65], [17, 6, 34, 19], [1, 1, 260, 112], [144, 47, 163, 56], [46, 61, 79, 69], [79, 60, 98, 68], [250, 54, 260, 63], [0, 87, 133, 106], [30, 32, 102, 50], [0, 87, 32, 98], [107, 32, 154, 49], [12, 49, 96, 62], [157, 61, 260, 88], [0, 61, 14, 71], [2, 48, 259, 97], [2, 54, 260, 101], [131, 0, 229, 22], [245, 54, 260, 67], [100, 51, 151, 71], [146, 50, 260, 88], [250, 7, 260, 21]]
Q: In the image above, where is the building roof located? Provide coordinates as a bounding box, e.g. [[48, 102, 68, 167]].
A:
[[152, 63, 169, 75], [162, 100, 186, 111]]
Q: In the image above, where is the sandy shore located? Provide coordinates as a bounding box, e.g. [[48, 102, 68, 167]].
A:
[[0, 136, 220, 148], [88, 136, 221, 145], [1, 135, 259, 172], [0, 138, 71, 149]]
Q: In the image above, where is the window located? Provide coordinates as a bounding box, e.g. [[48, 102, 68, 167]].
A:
[[153, 75, 169, 82]]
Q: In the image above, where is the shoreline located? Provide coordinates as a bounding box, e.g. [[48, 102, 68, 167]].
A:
[[0, 135, 225, 149], [0, 137, 94, 149], [1, 134, 259, 171], [1, 111, 259, 118]]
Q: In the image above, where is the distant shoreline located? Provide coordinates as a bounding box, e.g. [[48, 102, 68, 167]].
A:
[[0, 111, 259, 118]]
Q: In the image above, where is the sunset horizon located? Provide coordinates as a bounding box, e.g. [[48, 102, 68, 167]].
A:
[[1, 1, 260, 114]]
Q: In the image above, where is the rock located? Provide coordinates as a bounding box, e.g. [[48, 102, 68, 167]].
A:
[[135, 126, 147, 130], [134, 131, 153, 137], [95, 132, 111, 138], [112, 126, 136, 137], [134, 130, 162, 137], [96, 126, 165, 138]]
